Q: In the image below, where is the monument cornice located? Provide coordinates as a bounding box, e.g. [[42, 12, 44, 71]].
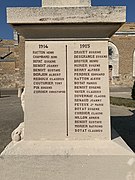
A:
[[7, 6, 126, 24]]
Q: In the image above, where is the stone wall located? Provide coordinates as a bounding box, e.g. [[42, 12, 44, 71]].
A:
[[17, 36, 25, 88], [110, 35, 135, 86], [0, 40, 19, 88]]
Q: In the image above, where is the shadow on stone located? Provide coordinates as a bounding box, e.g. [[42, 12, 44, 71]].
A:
[[111, 110, 135, 152], [0, 96, 10, 98]]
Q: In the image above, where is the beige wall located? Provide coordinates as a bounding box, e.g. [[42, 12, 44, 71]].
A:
[[18, 36, 25, 88], [0, 40, 19, 88], [110, 35, 135, 86]]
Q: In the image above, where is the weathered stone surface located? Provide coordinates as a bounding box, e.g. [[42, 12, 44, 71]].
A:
[[0, 40, 19, 88], [11, 122, 24, 142], [7, 6, 126, 24], [0, 73, 15, 88], [42, 0, 91, 7], [18, 36, 25, 88], [1, 139, 134, 155], [0, 155, 134, 180]]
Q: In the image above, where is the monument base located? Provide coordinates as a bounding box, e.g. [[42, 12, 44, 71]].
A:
[[0, 155, 135, 180], [1, 133, 134, 180], [1, 138, 134, 180], [1, 137, 133, 156]]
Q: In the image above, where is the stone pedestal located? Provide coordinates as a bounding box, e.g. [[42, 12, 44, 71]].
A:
[[1, 1, 134, 179], [6, 3, 126, 142], [42, 0, 91, 7]]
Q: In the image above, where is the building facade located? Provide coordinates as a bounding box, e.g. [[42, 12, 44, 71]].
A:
[[0, 33, 25, 88], [0, 39, 19, 88], [109, 23, 135, 86]]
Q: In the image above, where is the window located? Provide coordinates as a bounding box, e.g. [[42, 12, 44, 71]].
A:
[[108, 42, 119, 77]]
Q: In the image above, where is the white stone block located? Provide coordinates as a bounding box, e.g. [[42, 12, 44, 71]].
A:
[[7, 7, 126, 24], [42, 0, 91, 7]]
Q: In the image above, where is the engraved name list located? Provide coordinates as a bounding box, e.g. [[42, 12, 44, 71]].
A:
[[25, 41, 110, 140]]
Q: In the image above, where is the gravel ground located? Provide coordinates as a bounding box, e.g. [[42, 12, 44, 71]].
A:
[[0, 95, 23, 153]]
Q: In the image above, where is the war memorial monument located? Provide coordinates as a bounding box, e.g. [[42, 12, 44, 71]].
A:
[[1, 0, 135, 179]]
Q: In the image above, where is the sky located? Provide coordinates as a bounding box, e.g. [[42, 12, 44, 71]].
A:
[[0, 0, 135, 39]]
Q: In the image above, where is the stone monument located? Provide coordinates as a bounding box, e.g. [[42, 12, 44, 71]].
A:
[[1, 0, 135, 179]]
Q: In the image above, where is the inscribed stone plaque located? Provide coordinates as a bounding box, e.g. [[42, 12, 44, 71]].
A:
[[67, 41, 110, 140], [25, 41, 66, 140], [25, 41, 110, 140]]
